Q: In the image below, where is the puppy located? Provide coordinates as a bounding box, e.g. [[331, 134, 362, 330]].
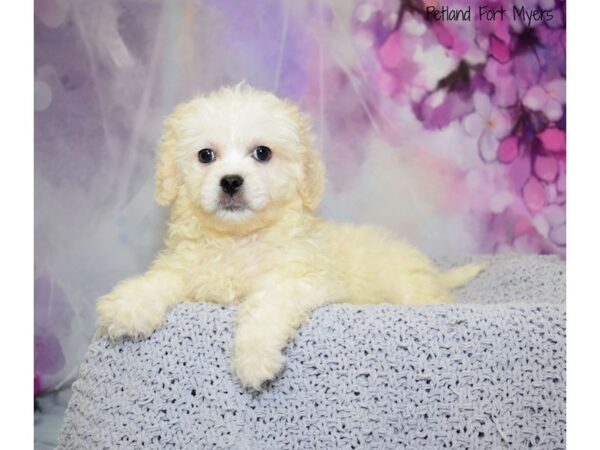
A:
[[97, 84, 484, 390]]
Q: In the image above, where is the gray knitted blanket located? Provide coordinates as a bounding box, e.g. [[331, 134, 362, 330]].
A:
[[58, 255, 565, 449]]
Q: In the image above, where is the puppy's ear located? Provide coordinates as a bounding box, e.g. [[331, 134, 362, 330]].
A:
[[155, 114, 179, 206], [300, 146, 325, 210], [298, 115, 326, 210]]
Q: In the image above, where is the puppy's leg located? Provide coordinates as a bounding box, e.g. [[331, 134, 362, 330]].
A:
[[97, 256, 187, 339], [232, 278, 329, 390]]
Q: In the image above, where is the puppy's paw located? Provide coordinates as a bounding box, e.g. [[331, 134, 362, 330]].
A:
[[97, 285, 166, 340], [232, 344, 286, 391]]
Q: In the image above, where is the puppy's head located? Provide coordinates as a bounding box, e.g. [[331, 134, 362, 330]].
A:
[[156, 84, 324, 229]]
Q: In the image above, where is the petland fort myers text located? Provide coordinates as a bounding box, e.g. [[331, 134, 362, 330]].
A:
[[425, 5, 554, 26]]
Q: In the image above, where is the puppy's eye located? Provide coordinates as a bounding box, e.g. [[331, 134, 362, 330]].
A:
[[252, 146, 272, 162], [198, 148, 216, 164]]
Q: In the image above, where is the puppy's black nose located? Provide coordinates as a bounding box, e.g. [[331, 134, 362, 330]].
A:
[[220, 175, 244, 195]]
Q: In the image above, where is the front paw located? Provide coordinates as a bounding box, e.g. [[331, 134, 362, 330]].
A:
[[97, 285, 167, 340], [232, 343, 286, 391]]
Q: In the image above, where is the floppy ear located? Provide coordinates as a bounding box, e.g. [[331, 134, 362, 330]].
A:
[[300, 145, 325, 210], [155, 115, 179, 206], [297, 115, 326, 210]]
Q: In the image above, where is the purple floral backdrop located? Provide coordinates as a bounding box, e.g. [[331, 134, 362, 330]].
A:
[[35, 0, 565, 394]]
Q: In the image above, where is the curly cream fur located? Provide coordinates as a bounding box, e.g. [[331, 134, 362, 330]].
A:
[[97, 84, 485, 390]]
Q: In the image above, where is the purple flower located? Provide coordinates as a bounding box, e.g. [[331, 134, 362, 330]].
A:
[[34, 375, 42, 397], [34, 272, 73, 393], [413, 88, 474, 130], [35, 333, 66, 377], [483, 59, 518, 107], [463, 92, 512, 161], [523, 79, 565, 121]]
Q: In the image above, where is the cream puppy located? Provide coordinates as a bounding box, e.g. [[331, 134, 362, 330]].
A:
[[97, 84, 484, 390]]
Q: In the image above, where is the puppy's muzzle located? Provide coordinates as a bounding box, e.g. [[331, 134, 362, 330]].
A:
[[220, 175, 244, 196]]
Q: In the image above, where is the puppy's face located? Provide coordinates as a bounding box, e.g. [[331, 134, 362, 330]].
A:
[[173, 93, 304, 223], [156, 86, 324, 228]]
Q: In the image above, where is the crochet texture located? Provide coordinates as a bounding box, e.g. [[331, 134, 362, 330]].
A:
[[58, 254, 565, 449]]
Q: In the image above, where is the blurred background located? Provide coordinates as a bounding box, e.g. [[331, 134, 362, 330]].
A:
[[34, 0, 565, 423]]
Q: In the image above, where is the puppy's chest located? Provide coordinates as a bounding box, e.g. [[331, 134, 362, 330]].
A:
[[185, 238, 283, 301]]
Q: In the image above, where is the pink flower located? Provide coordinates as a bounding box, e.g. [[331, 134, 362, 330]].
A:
[[522, 176, 546, 213], [538, 127, 566, 152], [498, 136, 519, 163], [431, 22, 453, 48], [378, 31, 403, 70], [523, 79, 565, 121], [489, 35, 510, 63], [463, 92, 512, 161], [534, 155, 559, 181]]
